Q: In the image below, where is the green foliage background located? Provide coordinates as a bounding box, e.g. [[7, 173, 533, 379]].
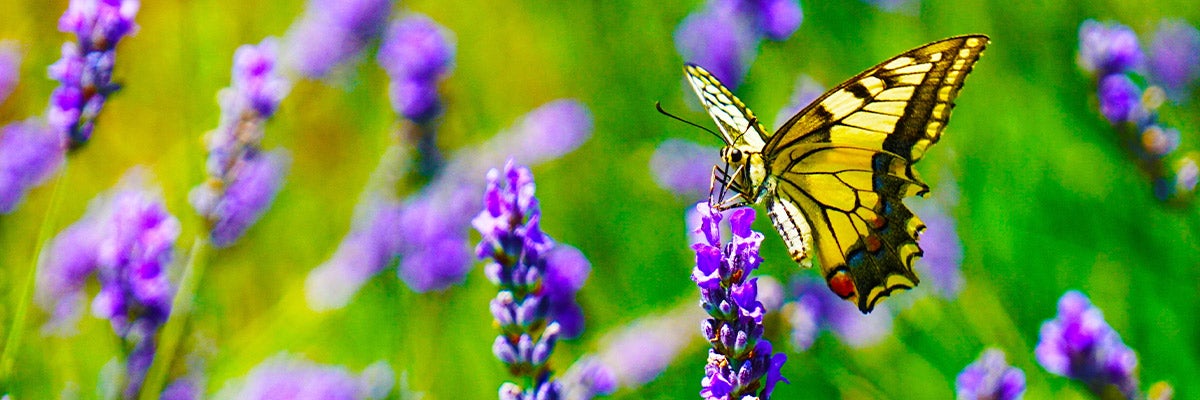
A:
[[1, 0, 1198, 398]]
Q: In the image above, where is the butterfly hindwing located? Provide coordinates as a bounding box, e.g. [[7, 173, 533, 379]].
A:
[[765, 35, 988, 312], [683, 63, 771, 152]]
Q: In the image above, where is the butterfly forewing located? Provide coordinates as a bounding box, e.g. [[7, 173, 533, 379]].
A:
[[765, 35, 988, 312], [683, 64, 771, 152]]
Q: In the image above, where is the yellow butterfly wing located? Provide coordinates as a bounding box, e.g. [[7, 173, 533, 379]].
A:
[[766, 35, 989, 312], [684, 63, 771, 152]]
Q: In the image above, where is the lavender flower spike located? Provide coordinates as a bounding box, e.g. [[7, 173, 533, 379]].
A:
[[1147, 20, 1200, 102], [675, 0, 803, 89], [1036, 290, 1139, 399], [283, 0, 392, 79], [215, 354, 393, 400], [378, 14, 456, 123], [0, 120, 66, 214], [475, 160, 593, 399], [957, 349, 1026, 400], [191, 38, 291, 248], [692, 204, 788, 399], [35, 170, 179, 398], [1078, 20, 1143, 76], [48, 0, 140, 147]]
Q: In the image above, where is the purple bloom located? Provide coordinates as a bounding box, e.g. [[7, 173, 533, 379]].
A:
[[752, 0, 803, 40], [675, 3, 759, 89], [306, 100, 592, 307], [650, 139, 720, 199], [1097, 74, 1141, 125], [378, 14, 456, 121], [0, 120, 66, 214], [48, 0, 140, 147], [908, 181, 963, 300], [215, 354, 393, 400], [35, 170, 178, 397], [595, 305, 707, 388], [957, 349, 1026, 400], [1147, 20, 1200, 102], [560, 356, 617, 399], [785, 275, 893, 350], [0, 42, 20, 104], [1036, 290, 1140, 399], [773, 75, 825, 130], [200, 151, 289, 247], [475, 160, 592, 398], [1079, 20, 1143, 76], [691, 204, 787, 399], [283, 0, 392, 79], [192, 39, 291, 248]]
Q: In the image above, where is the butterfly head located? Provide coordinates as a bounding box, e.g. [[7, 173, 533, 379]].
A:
[[712, 145, 769, 208]]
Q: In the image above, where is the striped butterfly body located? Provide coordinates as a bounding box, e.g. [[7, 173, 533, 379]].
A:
[[685, 35, 988, 313]]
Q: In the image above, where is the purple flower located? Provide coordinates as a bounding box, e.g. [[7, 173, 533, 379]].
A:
[[0, 120, 66, 214], [1036, 290, 1140, 399], [650, 139, 720, 199], [475, 160, 593, 398], [192, 39, 292, 248], [957, 349, 1026, 400], [1147, 20, 1200, 102], [0, 42, 20, 104], [751, 0, 803, 40], [691, 204, 787, 399], [785, 275, 893, 350], [283, 0, 392, 79], [675, 3, 759, 89], [1079, 20, 1143, 76], [1097, 74, 1141, 125], [305, 100, 592, 308], [595, 305, 707, 388], [35, 170, 179, 397], [773, 75, 825, 130], [215, 354, 393, 400], [48, 0, 140, 147], [560, 356, 617, 399], [378, 15, 455, 122], [199, 151, 289, 247], [907, 180, 963, 300]]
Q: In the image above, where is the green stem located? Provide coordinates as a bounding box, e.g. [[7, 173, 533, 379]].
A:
[[0, 162, 71, 389], [137, 236, 208, 400]]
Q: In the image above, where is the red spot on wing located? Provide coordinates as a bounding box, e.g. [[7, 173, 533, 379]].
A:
[[865, 235, 882, 252], [870, 215, 887, 229], [828, 270, 856, 299]]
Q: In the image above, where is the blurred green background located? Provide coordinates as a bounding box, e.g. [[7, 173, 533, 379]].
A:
[[1, 0, 1199, 398]]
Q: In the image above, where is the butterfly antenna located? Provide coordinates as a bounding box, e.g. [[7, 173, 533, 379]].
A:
[[655, 102, 723, 142]]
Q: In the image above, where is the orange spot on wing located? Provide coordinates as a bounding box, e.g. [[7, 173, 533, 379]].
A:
[[828, 271, 856, 299]]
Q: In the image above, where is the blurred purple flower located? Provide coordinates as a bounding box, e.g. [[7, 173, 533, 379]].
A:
[[48, 0, 140, 147], [692, 204, 787, 399], [1147, 20, 1200, 102], [957, 349, 1026, 400], [203, 151, 289, 247], [476, 160, 592, 399], [1036, 290, 1139, 399], [560, 356, 617, 400], [192, 39, 291, 248], [675, 3, 759, 89], [595, 305, 707, 388], [306, 100, 592, 307], [35, 170, 178, 397], [908, 197, 963, 300], [216, 354, 393, 400], [785, 275, 893, 350], [284, 0, 391, 79], [0, 42, 19, 104], [650, 139, 719, 199], [751, 0, 803, 40], [773, 75, 825, 130], [1097, 74, 1141, 125], [0, 120, 66, 214], [1079, 20, 1143, 76], [378, 14, 455, 122]]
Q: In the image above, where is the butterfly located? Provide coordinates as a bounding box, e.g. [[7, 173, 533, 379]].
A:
[[683, 35, 988, 313]]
